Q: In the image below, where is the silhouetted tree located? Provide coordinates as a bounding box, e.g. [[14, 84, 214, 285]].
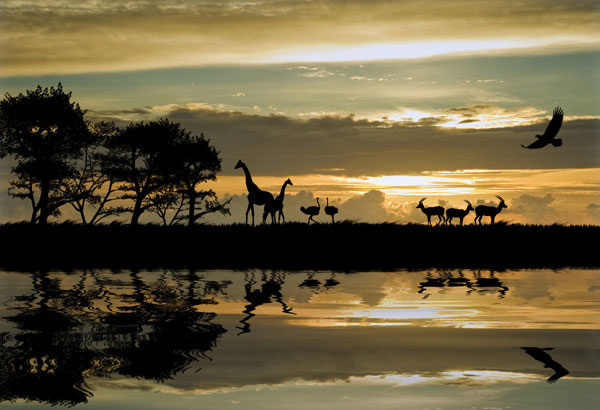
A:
[[103, 119, 183, 225], [172, 133, 230, 226], [0, 84, 90, 224], [61, 121, 123, 224], [146, 130, 230, 226]]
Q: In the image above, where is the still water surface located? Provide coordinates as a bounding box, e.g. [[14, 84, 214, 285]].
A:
[[0, 269, 598, 409]]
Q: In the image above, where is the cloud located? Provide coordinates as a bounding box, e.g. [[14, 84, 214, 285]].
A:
[[89, 104, 600, 177], [2, 0, 599, 75], [205, 190, 399, 224], [507, 194, 558, 223], [298, 69, 336, 78], [586, 203, 600, 222]]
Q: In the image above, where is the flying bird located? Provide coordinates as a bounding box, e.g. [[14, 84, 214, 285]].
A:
[[521, 107, 564, 149]]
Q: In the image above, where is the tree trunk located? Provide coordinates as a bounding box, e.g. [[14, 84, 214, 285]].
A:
[[131, 197, 144, 226], [187, 193, 196, 227], [37, 179, 50, 225]]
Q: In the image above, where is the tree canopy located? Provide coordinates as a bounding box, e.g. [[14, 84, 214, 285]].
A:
[[0, 84, 90, 224]]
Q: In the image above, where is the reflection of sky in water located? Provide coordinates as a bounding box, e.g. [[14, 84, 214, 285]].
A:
[[0, 269, 598, 409]]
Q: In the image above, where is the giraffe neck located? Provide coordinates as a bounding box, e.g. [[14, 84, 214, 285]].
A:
[[278, 182, 289, 200], [241, 164, 258, 192]]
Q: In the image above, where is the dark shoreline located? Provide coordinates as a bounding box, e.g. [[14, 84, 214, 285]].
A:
[[0, 222, 598, 271]]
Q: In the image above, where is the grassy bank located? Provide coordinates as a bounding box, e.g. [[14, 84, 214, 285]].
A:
[[0, 221, 598, 270]]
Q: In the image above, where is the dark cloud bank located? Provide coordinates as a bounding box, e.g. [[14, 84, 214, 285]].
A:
[[92, 106, 600, 177]]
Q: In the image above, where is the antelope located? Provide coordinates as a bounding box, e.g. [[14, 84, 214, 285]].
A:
[[416, 198, 445, 226], [445, 200, 474, 225], [474, 195, 507, 225]]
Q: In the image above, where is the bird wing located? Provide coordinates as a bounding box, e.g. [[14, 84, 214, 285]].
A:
[[542, 106, 564, 139], [521, 139, 549, 149], [546, 361, 569, 384]]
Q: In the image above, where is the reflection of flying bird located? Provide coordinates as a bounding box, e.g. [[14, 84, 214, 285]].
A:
[[324, 198, 338, 223], [521, 107, 564, 149], [521, 347, 569, 384]]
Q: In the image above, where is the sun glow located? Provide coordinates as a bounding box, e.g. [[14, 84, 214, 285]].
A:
[[263, 39, 558, 63]]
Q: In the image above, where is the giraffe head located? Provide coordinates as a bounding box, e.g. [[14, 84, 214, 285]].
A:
[[286, 178, 293, 186], [234, 160, 245, 169]]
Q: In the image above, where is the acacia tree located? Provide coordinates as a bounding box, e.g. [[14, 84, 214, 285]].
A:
[[170, 132, 230, 226], [104, 119, 190, 226], [60, 121, 123, 224], [0, 84, 90, 224]]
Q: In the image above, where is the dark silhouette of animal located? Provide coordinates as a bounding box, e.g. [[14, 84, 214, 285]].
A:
[[264, 178, 293, 223], [300, 197, 320, 224], [522, 107, 564, 149], [521, 347, 569, 383], [237, 272, 295, 335], [235, 160, 274, 225], [474, 195, 507, 225], [445, 200, 474, 225], [324, 198, 338, 223], [416, 198, 445, 225]]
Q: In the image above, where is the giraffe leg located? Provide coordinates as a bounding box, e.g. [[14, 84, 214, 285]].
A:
[[245, 202, 252, 225], [250, 204, 255, 226]]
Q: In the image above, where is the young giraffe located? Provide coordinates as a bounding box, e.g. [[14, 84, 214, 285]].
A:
[[235, 160, 275, 225], [264, 178, 293, 223]]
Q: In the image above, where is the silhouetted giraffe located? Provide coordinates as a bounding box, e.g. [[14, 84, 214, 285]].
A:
[[264, 178, 293, 223], [235, 160, 275, 225]]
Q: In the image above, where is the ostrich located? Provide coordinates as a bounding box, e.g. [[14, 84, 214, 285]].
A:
[[300, 197, 320, 224], [445, 200, 474, 225], [474, 195, 507, 225], [324, 198, 338, 223], [416, 198, 445, 226], [521, 107, 564, 149]]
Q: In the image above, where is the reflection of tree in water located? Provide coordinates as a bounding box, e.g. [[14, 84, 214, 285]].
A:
[[417, 270, 509, 299], [0, 269, 229, 406], [237, 271, 296, 336]]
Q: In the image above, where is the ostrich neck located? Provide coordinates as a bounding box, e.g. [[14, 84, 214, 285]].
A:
[[316, 198, 320, 209]]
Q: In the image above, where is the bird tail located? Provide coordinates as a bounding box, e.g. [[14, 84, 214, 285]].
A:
[[551, 138, 562, 147], [300, 206, 306, 213]]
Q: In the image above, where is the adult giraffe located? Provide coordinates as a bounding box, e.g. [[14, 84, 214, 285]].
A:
[[235, 160, 275, 225]]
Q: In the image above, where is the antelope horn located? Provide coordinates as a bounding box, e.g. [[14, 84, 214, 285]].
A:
[[419, 197, 426, 203], [496, 195, 505, 202], [464, 200, 472, 205]]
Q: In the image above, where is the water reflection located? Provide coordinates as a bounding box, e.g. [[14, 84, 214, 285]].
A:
[[237, 271, 295, 335], [0, 268, 598, 408], [0, 270, 228, 405], [418, 269, 509, 299], [521, 347, 570, 383]]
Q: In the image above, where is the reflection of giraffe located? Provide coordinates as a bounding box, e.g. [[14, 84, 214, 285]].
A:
[[235, 160, 275, 225], [265, 178, 293, 223], [237, 271, 295, 335]]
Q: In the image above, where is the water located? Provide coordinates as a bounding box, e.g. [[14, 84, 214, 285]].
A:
[[0, 269, 598, 409]]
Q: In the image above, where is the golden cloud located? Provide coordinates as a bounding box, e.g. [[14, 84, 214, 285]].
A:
[[1, 0, 599, 75]]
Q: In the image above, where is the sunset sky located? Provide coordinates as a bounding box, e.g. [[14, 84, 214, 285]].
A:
[[1, 0, 599, 224]]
